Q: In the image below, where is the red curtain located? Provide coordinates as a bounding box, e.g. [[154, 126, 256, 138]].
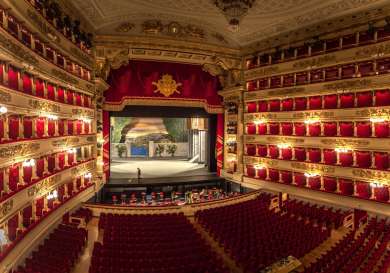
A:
[[47, 84, 55, 100], [257, 145, 267, 157], [58, 153, 65, 169], [67, 120, 74, 135], [57, 88, 65, 103], [104, 61, 222, 113], [323, 177, 337, 192], [58, 119, 65, 135], [48, 155, 55, 172], [356, 182, 371, 199], [36, 118, 45, 138], [35, 78, 44, 97], [23, 165, 32, 184], [216, 114, 224, 176], [22, 73, 32, 94], [7, 66, 18, 90], [67, 91, 74, 105], [48, 120, 55, 136], [103, 111, 110, 179], [36, 158, 44, 177], [7, 214, 18, 241], [75, 93, 82, 106], [23, 117, 33, 139], [35, 197, 44, 217], [9, 115, 19, 140], [245, 144, 256, 156], [339, 179, 354, 196], [23, 205, 32, 228], [76, 120, 82, 135], [8, 165, 19, 191]]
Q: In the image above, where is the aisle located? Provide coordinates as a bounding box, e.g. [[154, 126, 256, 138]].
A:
[[72, 218, 100, 273]]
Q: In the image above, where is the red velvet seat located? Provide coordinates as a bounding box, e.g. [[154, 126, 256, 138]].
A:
[[356, 91, 373, 107], [258, 101, 268, 112], [294, 97, 307, 110], [374, 89, 390, 106], [294, 173, 306, 187], [257, 167, 267, 179], [281, 147, 292, 160], [257, 123, 267, 135], [281, 123, 293, 135], [323, 122, 337, 136], [339, 93, 355, 108], [308, 177, 321, 189], [374, 122, 389, 138], [246, 102, 257, 113], [356, 151, 372, 168], [373, 186, 389, 202], [339, 122, 354, 137], [308, 149, 321, 163], [269, 145, 279, 159], [323, 149, 337, 165], [308, 123, 321, 136], [324, 94, 338, 109], [281, 98, 293, 111], [339, 179, 354, 196], [294, 123, 306, 136], [269, 123, 280, 135], [294, 147, 306, 161], [309, 96, 322, 110], [356, 122, 371, 137], [246, 124, 256, 135], [339, 151, 353, 167], [268, 169, 279, 181], [323, 177, 337, 192], [257, 145, 268, 157], [246, 144, 256, 156], [356, 181, 371, 199]]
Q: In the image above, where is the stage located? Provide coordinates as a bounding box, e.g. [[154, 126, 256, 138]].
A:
[[110, 159, 210, 179]]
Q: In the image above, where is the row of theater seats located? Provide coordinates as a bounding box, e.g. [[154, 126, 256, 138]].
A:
[[14, 224, 87, 273], [247, 58, 390, 91], [91, 213, 229, 273], [246, 120, 390, 138], [70, 207, 93, 224], [246, 28, 390, 69], [283, 199, 350, 229], [0, 7, 92, 80], [195, 193, 331, 273], [245, 166, 390, 202], [304, 218, 390, 273], [246, 144, 390, 170], [246, 89, 390, 112]]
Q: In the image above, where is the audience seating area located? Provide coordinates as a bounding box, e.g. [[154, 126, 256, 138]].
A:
[[283, 199, 351, 229], [14, 224, 87, 273], [90, 213, 229, 273], [195, 193, 331, 273], [304, 218, 390, 273]]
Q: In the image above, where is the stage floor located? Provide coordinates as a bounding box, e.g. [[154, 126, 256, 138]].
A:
[[110, 159, 210, 179]]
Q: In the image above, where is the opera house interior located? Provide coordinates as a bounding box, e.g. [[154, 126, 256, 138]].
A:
[[0, 0, 389, 272]]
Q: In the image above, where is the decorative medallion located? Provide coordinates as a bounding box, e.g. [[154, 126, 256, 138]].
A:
[[142, 20, 163, 34], [152, 74, 182, 97], [0, 91, 12, 103], [0, 200, 13, 219], [115, 22, 135, 33], [0, 33, 38, 65]]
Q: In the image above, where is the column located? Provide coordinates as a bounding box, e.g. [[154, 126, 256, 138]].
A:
[[43, 197, 48, 213], [54, 119, 59, 137], [55, 153, 60, 170], [320, 176, 325, 191], [42, 156, 49, 176], [81, 146, 86, 161], [3, 168, 9, 195], [64, 184, 69, 198], [17, 211, 24, 233], [18, 163, 25, 187], [18, 115, 24, 139], [2, 114, 9, 141], [64, 152, 69, 167], [31, 160, 38, 181], [31, 117, 37, 138], [73, 178, 77, 193], [31, 200, 37, 222], [43, 117, 48, 137], [81, 176, 85, 188]]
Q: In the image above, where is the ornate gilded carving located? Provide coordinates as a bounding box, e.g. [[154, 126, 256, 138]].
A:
[[27, 9, 60, 43], [292, 111, 334, 119], [355, 43, 390, 58], [52, 138, 80, 148], [292, 55, 336, 69], [72, 108, 94, 117], [324, 79, 371, 91], [142, 20, 164, 34], [0, 199, 13, 219], [268, 87, 305, 97], [0, 143, 40, 158], [291, 162, 335, 174], [70, 48, 94, 68], [29, 99, 60, 113], [86, 136, 96, 142], [152, 74, 182, 97], [352, 169, 390, 183], [0, 33, 38, 65], [266, 137, 305, 144], [320, 139, 370, 147], [34, 175, 62, 196], [0, 91, 12, 103], [115, 22, 135, 33], [355, 108, 390, 117], [51, 69, 79, 85]]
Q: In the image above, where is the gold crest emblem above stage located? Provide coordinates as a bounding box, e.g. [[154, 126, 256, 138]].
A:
[[152, 74, 182, 97]]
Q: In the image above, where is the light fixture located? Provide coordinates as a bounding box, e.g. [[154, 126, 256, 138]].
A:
[[304, 118, 320, 124], [277, 143, 291, 149], [84, 172, 92, 179], [22, 159, 35, 167], [214, 0, 256, 32], [254, 164, 266, 170], [46, 114, 58, 120], [47, 190, 58, 200], [81, 117, 91, 123], [304, 172, 320, 178], [370, 181, 383, 188], [0, 106, 7, 114], [67, 148, 77, 154], [253, 118, 267, 125], [369, 116, 387, 123], [335, 147, 351, 153]]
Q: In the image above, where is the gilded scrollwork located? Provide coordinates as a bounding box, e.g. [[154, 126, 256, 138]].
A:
[[28, 99, 61, 113], [290, 162, 335, 174], [52, 138, 80, 148], [51, 69, 79, 85], [0, 91, 12, 103], [266, 136, 305, 144], [292, 111, 334, 119], [320, 139, 370, 147], [268, 87, 305, 97], [292, 55, 336, 69], [0, 200, 13, 219], [324, 79, 371, 91], [0, 33, 38, 65], [0, 143, 40, 158], [352, 169, 390, 184], [27, 9, 60, 43]]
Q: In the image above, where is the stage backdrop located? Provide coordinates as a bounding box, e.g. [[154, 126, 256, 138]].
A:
[[103, 60, 223, 113]]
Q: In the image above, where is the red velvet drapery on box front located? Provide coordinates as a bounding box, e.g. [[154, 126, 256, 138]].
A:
[[103, 60, 222, 113]]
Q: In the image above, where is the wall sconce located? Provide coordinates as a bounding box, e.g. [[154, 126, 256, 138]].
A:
[[80, 117, 91, 123], [334, 147, 351, 153], [277, 143, 291, 149], [254, 164, 266, 170], [253, 118, 267, 125], [370, 181, 384, 188], [304, 172, 320, 178], [369, 116, 387, 123], [46, 114, 58, 120], [0, 106, 8, 114], [47, 190, 58, 200], [84, 172, 92, 179], [67, 148, 77, 154], [304, 118, 320, 124], [22, 159, 35, 167]]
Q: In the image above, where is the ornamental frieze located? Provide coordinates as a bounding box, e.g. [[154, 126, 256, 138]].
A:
[[86, 136, 96, 142], [0, 143, 40, 158], [0, 91, 12, 103], [72, 161, 95, 176], [0, 32, 38, 65], [268, 87, 305, 97], [290, 162, 335, 174], [51, 138, 80, 148], [292, 55, 336, 69], [70, 47, 94, 68], [0, 200, 13, 220], [352, 169, 390, 184], [355, 108, 390, 117], [245, 66, 280, 79], [26, 9, 60, 43], [292, 111, 334, 119], [265, 136, 305, 144], [72, 108, 95, 117], [28, 99, 60, 113], [34, 175, 62, 196], [320, 139, 370, 147], [355, 43, 390, 58], [324, 79, 371, 91], [51, 69, 79, 85]]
